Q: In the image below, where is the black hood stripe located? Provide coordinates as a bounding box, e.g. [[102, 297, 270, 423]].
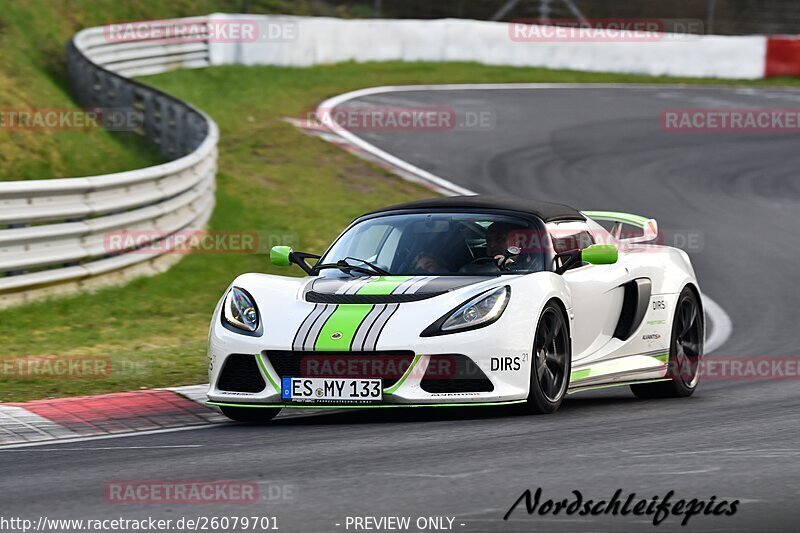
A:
[[303, 304, 338, 351], [362, 303, 398, 351], [309, 275, 489, 298], [367, 303, 401, 350], [293, 304, 322, 351], [351, 304, 385, 351]]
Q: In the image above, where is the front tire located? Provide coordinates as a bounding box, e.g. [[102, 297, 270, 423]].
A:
[[521, 301, 571, 414], [220, 406, 281, 423], [631, 286, 704, 399]]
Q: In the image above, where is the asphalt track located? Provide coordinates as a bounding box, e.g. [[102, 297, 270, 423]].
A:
[[3, 85, 800, 532]]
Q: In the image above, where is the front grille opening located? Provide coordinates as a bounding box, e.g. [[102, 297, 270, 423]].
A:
[[420, 355, 494, 394], [264, 351, 415, 389], [217, 354, 266, 393]]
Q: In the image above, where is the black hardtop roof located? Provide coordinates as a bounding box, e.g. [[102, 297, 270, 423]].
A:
[[364, 195, 585, 222]]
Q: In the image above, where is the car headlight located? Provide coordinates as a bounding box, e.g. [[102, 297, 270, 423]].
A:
[[422, 286, 510, 336], [223, 287, 259, 332]]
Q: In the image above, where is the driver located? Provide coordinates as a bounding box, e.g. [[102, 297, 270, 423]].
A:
[[460, 222, 535, 273], [485, 222, 518, 269]]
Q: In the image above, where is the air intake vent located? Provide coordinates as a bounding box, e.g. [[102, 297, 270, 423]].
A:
[[420, 355, 494, 393], [217, 354, 266, 393], [614, 278, 652, 340]]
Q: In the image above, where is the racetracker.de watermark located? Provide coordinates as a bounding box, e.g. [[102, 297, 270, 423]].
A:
[[662, 108, 800, 131], [103, 18, 297, 43], [0, 108, 143, 131], [103, 230, 297, 255], [300, 355, 462, 380], [508, 18, 704, 42], [0, 515, 279, 533], [0, 355, 111, 379], [104, 481, 295, 505], [505, 228, 704, 253], [675, 356, 800, 381], [313, 107, 495, 132]]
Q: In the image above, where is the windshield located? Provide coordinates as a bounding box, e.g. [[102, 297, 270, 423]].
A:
[[319, 212, 548, 276]]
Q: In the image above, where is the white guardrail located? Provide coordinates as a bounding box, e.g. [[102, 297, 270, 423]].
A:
[[208, 14, 767, 79], [0, 18, 218, 307]]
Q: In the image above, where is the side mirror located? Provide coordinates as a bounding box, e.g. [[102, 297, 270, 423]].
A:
[[270, 245, 320, 274], [581, 244, 618, 265], [270, 246, 292, 267]]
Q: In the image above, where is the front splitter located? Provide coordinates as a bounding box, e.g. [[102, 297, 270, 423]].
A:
[[207, 400, 527, 409]]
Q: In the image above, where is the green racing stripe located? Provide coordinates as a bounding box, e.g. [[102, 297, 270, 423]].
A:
[[314, 304, 374, 351], [355, 276, 412, 295], [313, 276, 411, 351]]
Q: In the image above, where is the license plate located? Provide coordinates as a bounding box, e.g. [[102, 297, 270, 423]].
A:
[[281, 377, 382, 402]]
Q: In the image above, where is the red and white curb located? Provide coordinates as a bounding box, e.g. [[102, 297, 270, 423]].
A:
[[0, 385, 334, 448], [0, 386, 224, 447]]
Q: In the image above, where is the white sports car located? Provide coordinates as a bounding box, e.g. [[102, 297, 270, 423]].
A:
[[207, 196, 704, 422]]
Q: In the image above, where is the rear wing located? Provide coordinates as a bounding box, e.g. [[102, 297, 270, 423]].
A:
[[582, 211, 658, 244]]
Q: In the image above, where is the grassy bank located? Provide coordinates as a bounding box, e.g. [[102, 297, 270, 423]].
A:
[[0, 0, 367, 181]]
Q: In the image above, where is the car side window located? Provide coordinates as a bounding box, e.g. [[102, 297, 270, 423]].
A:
[[548, 222, 595, 254]]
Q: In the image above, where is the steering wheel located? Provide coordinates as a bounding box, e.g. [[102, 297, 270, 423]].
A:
[[459, 255, 505, 274], [470, 256, 498, 266]]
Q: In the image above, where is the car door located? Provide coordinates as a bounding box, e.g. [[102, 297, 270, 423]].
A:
[[549, 221, 633, 362]]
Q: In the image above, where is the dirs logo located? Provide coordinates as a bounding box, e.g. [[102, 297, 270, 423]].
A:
[[330, 332, 343, 340]]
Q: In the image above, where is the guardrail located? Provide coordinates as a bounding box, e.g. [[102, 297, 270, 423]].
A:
[[0, 17, 218, 307]]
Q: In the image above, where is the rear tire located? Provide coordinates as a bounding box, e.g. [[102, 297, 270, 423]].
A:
[[631, 287, 704, 399], [521, 301, 571, 414], [220, 406, 281, 423]]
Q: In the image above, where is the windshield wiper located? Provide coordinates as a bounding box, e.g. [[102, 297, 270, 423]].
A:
[[343, 257, 391, 276], [314, 257, 391, 277]]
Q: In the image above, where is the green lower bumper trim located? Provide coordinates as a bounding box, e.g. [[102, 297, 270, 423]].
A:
[[567, 378, 671, 394], [208, 400, 527, 409], [383, 354, 421, 394], [255, 353, 281, 393]]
